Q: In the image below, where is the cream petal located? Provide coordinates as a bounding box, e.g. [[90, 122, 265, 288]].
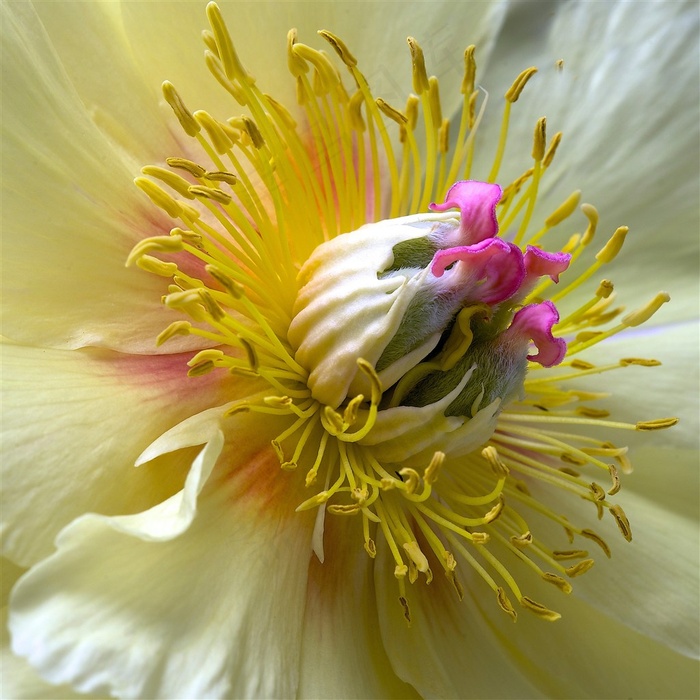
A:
[[474, 1, 699, 321], [9, 441, 316, 699], [0, 342, 257, 566], [562, 450, 700, 659], [373, 537, 546, 699], [572, 319, 699, 451], [297, 517, 419, 699], [0, 2, 201, 352], [465, 557, 700, 699]]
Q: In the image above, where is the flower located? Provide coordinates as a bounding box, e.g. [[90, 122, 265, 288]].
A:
[[2, 1, 699, 698]]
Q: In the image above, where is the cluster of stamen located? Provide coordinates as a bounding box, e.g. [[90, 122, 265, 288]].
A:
[[129, 2, 677, 623]]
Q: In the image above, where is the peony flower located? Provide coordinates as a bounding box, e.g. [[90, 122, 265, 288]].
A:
[[2, 1, 698, 698]]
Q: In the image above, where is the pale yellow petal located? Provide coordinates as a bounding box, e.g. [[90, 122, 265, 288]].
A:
[[9, 441, 315, 699], [0, 342, 257, 566], [298, 517, 419, 699]]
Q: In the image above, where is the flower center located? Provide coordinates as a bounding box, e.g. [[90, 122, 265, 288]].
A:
[[129, 2, 677, 623]]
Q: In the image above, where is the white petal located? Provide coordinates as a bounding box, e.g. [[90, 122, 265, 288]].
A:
[[297, 517, 420, 699], [9, 440, 316, 699], [2, 607, 100, 700], [0, 342, 256, 566]]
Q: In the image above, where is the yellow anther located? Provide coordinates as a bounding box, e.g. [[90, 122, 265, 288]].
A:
[[265, 93, 297, 129], [323, 405, 346, 434], [318, 29, 357, 67], [348, 91, 366, 131], [542, 573, 573, 594], [134, 176, 182, 218], [403, 541, 430, 573], [497, 587, 517, 621], [156, 321, 192, 346], [188, 349, 225, 366], [461, 45, 477, 96], [424, 451, 444, 485], [162, 81, 200, 137], [296, 491, 331, 511], [327, 503, 362, 515], [166, 157, 207, 178], [357, 358, 382, 405], [623, 292, 670, 327], [399, 596, 411, 623], [126, 234, 184, 267], [467, 90, 479, 129], [136, 255, 178, 277], [580, 529, 612, 558], [576, 407, 609, 418], [636, 416, 678, 431], [580, 203, 599, 245], [398, 468, 421, 494], [201, 28, 218, 55], [520, 596, 561, 621], [481, 445, 509, 477], [189, 185, 232, 205], [505, 66, 538, 102], [394, 564, 408, 579], [205, 265, 244, 298], [198, 289, 226, 321], [188, 360, 215, 377], [205, 50, 247, 104], [556, 58, 565, 70], [545, 190, 581, 227], [565, 559, 595, 577], [510, 532, 532, 548], [595, 225, 628, 263], [265, 395, 293, 408], [590, 482, 606, 501], [438, 119, 450, 154], [561, 452, 587, 466], [620, 357, 662, 367], [241, 116, 265, 149], [532, 117, 547, 161], [141, 166, 196, 199], [471, 532, 490, 545], [194, 111, 233, 154], [596, 279, 614, 298], [206, 2, 253, 84], [286, 29, 308, 77], [609, 504, 633, 541], [376, 98, 408, 125], [343, 394, 365, 426], [364, 539, 377, 558], [406, 37, 430, 94], [552, 549, 589, 561], [484, 497, 504, 523], [571, 359, 595, 370], [405, 94, 419, 130], [542, 131, 562, 167], [292, 43, 338, 93], [607, 465, 621, 496], [206, 171, 238, 186], [428, 75, 442, 124]]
